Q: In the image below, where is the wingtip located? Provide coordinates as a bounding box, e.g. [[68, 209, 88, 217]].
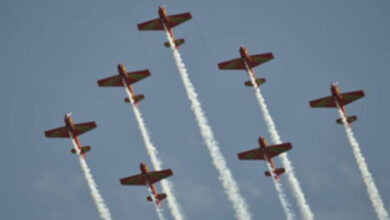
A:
[[119, 178, 126, 185]]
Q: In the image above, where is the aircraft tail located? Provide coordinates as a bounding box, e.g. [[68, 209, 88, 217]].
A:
[[244, 78, 266, 87], [124, 95, 145, 104], [336, 115, 357, 125], [265, 168, 286, 177], [164, 39, 185, 48], [71, 146, 91, 154], [147, 193, 167, 203]]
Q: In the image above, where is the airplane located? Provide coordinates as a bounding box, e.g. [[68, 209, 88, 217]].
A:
[[309, 83, 365, 126], [237, 136, 292, 181], [218, 45, 274, 87], [137, 6, 192, 49], [97, 63, 151, 107], [120, 162, 173, 207], [44, 113, 97, 158]]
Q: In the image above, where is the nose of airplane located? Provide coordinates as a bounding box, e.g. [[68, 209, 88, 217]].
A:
[[117, 63, 126, 73], [258, 136, 267, 146], [158, 5, 164, 12], [140, 162, 148, 170], [65, 112, 72, 119]]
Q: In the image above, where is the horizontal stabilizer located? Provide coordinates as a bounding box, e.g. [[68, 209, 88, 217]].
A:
[[71, 146, 91, 154], [147, 193, 167, 202], [265, 168, 285, 177], [124, 95, 145, 103], [164, 39, 185, 48], [336, 115, 357, 124], [244, 78, 266, 87]]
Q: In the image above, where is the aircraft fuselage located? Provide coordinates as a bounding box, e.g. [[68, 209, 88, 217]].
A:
[[240, 46, 257, 81], [140, 162, 160, 204], [331, 84, 348, 119], [118, 63, 136, 100], [64, 114, 83, 155], [258, 137, 278, 179], [158, 6, 178, 49]]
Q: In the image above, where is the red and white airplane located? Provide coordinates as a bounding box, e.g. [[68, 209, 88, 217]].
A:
[[218, 46, 274, 87], [309, 83, 365, 126], [44, 114, 97, 158], [137, 6, 192, 49], [120, 162, 173, 207], [97, 63, 151, 107], [237, 137, 292, 181]]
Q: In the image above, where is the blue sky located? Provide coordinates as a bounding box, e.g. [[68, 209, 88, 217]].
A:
[[1, 0, 389, 219]]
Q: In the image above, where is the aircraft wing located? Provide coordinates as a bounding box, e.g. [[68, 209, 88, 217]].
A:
[[147, 169, 173, 184], [266, 143, 292, 159], [137, 13, 192, 31], [218, 58, 246, 70], [339, 90, 365, 106], [97, 70, 150, 87], [167, 13, 192, 28], [97, 75, 123, 87], [138, 18, 165, 31], [309, 96, 336, 108], [120, 173, 147, 185], [120, 169, 173, 186], [237, 148, 265, 160], [45, 126, 70, 138], [218, 53, 274, 70], [126, 70, 151, 84], [73, 122, 97, 136], [249, 53, 274, 68]]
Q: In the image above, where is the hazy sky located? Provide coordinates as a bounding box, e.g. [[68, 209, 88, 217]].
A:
[[1, 0, 389, 219]]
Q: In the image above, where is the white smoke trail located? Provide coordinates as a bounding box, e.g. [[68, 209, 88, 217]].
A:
[[69, 138, 112, 220], [245, 66, 314, 220], [264, 157, 296, 220], [336, 103, 389, 220], [123, 86, 186, 220], [78, 157, 113, 220], [146, 186, 167, 220], [163, 24, 252, 220]]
